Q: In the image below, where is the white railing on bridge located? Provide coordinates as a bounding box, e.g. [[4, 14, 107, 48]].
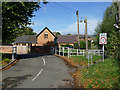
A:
[[55, 47, 103, 58]]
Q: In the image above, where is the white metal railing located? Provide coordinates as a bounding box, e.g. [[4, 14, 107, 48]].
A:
[[55, 47, 103, 58]]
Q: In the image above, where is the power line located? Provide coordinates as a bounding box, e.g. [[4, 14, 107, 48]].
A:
[[42, 0, 77, 21], [52, 2, 76, 12], [48, 0, 77, 13]]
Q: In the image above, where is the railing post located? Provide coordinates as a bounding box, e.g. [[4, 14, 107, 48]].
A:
[[77, 49, 78, 56], [99, 50, 100, 56], [68, 47, 70, 58], [83, 50, 84, 56], [63, 47, 64, 57], [15, 47, 17, 59], [12, 47, 14, 61]]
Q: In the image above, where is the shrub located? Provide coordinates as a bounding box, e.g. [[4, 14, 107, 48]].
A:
[[74, 41, 91, 49], [60, 44, 73, 48], [3, 58, 11, 63]]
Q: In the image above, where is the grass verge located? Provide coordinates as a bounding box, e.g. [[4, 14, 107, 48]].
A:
[[69, 55, 102, 66], [73, 58, 120, 88], [0, 53, 12, 67]]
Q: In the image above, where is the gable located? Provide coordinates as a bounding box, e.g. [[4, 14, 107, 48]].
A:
[[37, 27, 57, 39]]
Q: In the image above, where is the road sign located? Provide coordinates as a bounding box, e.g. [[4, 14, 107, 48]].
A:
[[99, 33, 107, 63], [99, 33, 107, 44]]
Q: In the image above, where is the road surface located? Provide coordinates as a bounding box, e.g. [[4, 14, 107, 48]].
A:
[[2, 54, 73, 88]]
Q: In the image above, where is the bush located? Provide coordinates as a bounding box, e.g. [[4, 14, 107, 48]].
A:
[[60, 44, 73, 48], [74, 41, 91, 49], [3, 58, 11, 63]]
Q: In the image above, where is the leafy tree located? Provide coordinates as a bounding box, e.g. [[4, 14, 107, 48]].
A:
[[54, 32, 61, 37], [17, 27, 37, 36], [94, 2, 119, 59], [2, 2, 40, 44]]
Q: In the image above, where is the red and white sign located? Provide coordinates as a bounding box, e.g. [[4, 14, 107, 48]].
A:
[[99, 33, 107, 44]]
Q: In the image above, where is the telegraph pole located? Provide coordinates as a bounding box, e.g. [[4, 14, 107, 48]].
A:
[[76, 10, 80, 49], [85, 17, 88, 58]]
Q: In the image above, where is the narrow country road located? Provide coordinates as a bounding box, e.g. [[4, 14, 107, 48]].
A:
[[2, 54, 73, 88]]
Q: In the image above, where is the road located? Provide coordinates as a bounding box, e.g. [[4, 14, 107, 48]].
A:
[[2, 54, 73, 88]]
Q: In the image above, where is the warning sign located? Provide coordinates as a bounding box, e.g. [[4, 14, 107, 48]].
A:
[[99, 33, 107, 44]]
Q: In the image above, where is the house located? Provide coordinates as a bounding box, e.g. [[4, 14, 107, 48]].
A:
[[36, 27, 57, 46], [14, 35, 37, 46], [13, 27, 57, 46], [57, 35, 94, 47], [57, 35, 77, 47]]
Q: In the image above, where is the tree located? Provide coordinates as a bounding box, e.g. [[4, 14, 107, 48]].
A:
[[67, 33, 72, 35], [2, 2, 40, 44], [94, 2, 119, 59], [54, 32, 61, 37], [17, 27, 37, 36]]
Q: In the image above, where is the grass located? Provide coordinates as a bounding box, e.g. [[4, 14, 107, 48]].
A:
[[65, 55, 120, 88], [70, 55, 102, 66], [0, 53, 11, 67], [74, 58, 120, 88]]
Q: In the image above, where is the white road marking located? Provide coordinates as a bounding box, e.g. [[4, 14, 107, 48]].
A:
[[32, 57, 46, 81], [42, 57, 46, 66], [32, 68, 43, 81]]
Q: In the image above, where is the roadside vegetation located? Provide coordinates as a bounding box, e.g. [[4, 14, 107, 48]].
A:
[[73, 58, 120, 88], [70, 55, 102, 66], [94, 2, 119, 60], [0, 53, 11, 67], [60, 41, 91, 49], [62, 55, 120, 88]]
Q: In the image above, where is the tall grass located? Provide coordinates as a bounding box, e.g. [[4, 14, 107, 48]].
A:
[[70, 55, 102, 66]]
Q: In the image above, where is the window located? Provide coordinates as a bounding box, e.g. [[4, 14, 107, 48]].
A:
[[22, 43, 26, 46], [44, 33, 48, 38]]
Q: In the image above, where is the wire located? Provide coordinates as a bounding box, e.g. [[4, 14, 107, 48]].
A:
[[48, 0, 77, 13], [52, 2, 76, 12]]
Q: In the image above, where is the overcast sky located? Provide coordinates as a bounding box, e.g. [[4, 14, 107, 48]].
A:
[[28, 1, 112, 35]]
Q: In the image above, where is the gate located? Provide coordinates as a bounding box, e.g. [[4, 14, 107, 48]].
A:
[[30, 46, 51, 54]]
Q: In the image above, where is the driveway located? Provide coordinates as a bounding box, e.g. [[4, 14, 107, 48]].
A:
[[2, 54, 73, 88]]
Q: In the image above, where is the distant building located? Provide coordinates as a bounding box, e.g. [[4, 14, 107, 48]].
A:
[[13, 27, 94, 47], [13, 27, 57, 46], [57, 35, 94, 47]]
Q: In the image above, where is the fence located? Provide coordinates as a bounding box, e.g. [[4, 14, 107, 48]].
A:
[[55, 47, 103, 58], [0, 45, 17, 61], [0, 46, 31, 54]]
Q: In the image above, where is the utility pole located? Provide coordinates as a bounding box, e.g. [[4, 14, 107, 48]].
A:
[[76, 10, 80, 49], [85, 17, 88, 58]]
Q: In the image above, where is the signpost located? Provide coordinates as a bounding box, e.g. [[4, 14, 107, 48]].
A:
[[99, 33, 107, 62]]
